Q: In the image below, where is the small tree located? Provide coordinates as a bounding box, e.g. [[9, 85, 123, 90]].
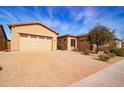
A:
[[88, 24, 115, 53], [109, 39, 116, 49]]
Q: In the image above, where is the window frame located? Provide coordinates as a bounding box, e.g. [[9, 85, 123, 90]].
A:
[[39, 36, 45, 39], [30, 35, 38, 38], [46, 36, 52, 40], [20, 34, 29, 38]]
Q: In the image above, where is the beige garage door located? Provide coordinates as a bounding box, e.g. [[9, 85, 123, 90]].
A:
[[19, 34, 52, 52]]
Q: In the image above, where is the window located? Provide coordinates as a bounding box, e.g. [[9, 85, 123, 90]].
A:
[[46, 36, 52, 40], [30, 35, 37, 38], [64, 38, 66, 41], [59, 40, 61, 42], [39, 36, 45, 39], [20, 34, 28, 38], [71, 39, 75, 47]]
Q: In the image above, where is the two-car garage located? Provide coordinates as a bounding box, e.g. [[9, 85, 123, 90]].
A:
[[8, 22, 58, 52], [19, 33, 53, 52]]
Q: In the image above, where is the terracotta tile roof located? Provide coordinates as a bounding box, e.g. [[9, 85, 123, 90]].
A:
[[77, 33, 88, 37], [58, 33, 88, 38], [7, 22, 59, 35], [58, 34, 77, 38]]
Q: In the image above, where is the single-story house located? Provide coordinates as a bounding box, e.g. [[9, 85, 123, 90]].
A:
[[114, 38, 122, 48], [57, 34, 90, 51], [58, 33, 123, 51], [8, 22, 59, 52], [0, 24, 10, 51]]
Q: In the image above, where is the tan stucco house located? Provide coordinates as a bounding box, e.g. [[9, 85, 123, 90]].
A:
[[8, 22, 59, 52]]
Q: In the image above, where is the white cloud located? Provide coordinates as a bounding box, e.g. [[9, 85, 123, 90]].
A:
[[0, 6, 124, 39]]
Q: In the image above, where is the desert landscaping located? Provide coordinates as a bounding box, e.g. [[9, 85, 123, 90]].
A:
[[0, 50, 123, 87], [0, 22, 124, 87]]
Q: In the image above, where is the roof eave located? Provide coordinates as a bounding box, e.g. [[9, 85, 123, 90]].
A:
[[7, 22, 59, 35]]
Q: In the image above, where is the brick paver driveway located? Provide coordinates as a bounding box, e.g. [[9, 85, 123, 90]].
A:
[[0, 51, 110, 87]]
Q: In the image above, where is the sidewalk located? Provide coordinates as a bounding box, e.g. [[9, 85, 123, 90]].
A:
[[70, 59, 124, 87]]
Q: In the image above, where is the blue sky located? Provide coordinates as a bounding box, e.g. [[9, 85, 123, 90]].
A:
[[0, 6, 124, 40]]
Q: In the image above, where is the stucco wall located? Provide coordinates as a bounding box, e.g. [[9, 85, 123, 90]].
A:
[[57, 37, 68, 50], [77, 37, 90, 51], [115, 40, 122, 48], [122, 42, 124, 48], [11, 24, 58, 51]]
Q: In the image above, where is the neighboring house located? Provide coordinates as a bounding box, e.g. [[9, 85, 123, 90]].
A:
[[8, 22, 59, 52], [57, 34, 90, 51], [0, 24, 9, 51], [114, 38, 122, 48]]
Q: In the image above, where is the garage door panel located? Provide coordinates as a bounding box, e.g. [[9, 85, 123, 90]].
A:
[[19, 34, 52, 52]]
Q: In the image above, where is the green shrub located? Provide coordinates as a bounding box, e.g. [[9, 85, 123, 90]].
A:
[[0, 65, 3, 71], [58, 45, 66, 50], [107, 53, 116, 58], [84, 49, 91, 55], [110, 48, 124, 57], [99, 54, 110, 61]]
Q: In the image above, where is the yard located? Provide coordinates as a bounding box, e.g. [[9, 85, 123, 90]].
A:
[[0, 50, 114, 87]]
